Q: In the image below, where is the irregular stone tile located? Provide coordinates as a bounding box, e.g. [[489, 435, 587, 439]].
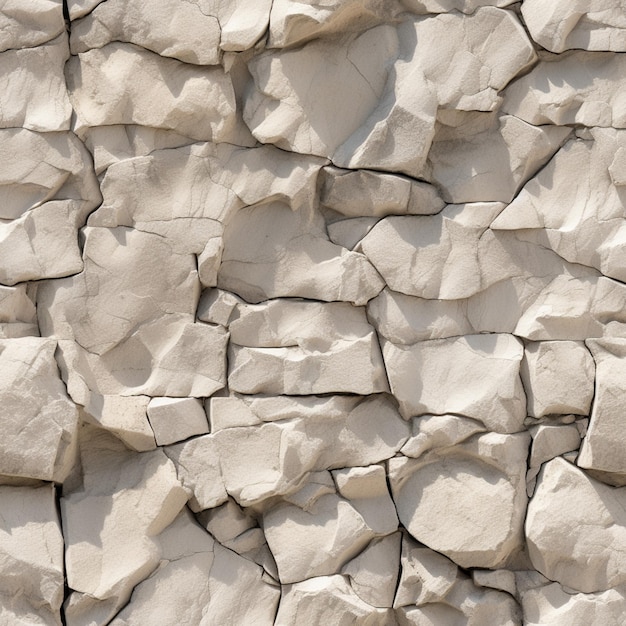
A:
[[472, 569, 517, 596], [147, 397, 208, 447], [401, 0, 516, 13], [0, 0, 65, 52], [70, 0, 222, 64], [228, 300, 388, 394], [216, 0, 273, 51], [342, 533, 401, 609], [390, 432, 530, 568], [320, 166, 444, 218], [493, 130, 626, 282], [0, 485, 64, 626], [578, 339, 626, 474], [198, 395, 408, 506], [521, 341, 595, 418], [0, 35, 71, 131], [400, 414, 486, 459], [428, 112, 571, 203], [66, 43, 237, 141], [327, 217, 381, 250], [383, 333, 526, 432], [67, 0, 105, 20], [62, 426, 188, 611], [361, 204, 505, 299], [264, 492, 394, 584], [276, 575, 394, 624], [522, 581, 626, 625], [0, 284, 38, 338], [282, 471, 336, 512], [219, 201, 383, 305], [247, 9, 534, 176], [268, 0, 402, 48], [109, 509, 280, 626], [197, 289, 242, 327], [197, 499, 257, 545], [526, 457, 626, 593], [0, 338, 78, 482], [522, 0, 626, 53], [164, 436, 227, 512], [503, 52, 626, 128]]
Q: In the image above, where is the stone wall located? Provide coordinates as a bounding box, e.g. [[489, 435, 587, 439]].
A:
[[2, 1, 626, 624]]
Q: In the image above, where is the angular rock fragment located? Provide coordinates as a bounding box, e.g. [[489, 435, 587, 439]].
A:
[[503, 53, 626, 128], [0, 284, 38, 338], [493, 130, 626, 283], [109, 509, 280, 626], [390, 432, 530, 568], [0, 35, 71, 131], [0, 485, 65, 626], [578, 339, 626, 474], [521, 341, 595, 418], [67, 43, 238, 141], [62, 426, 188, 613], [383, 333, 526, 431], [147, 397, 208, 447], [522, 581, 626, 625], [428, 113, 571, 203], [0, 0, 65, 52], [219, 201, 383, 305], [70, 0, 223, 64], [527, 458, 626, 592], [521, 0, 626, 53], [264, 492, 395, 583], [276, 575, 394, 625], [212, 0, 274, 52], [320, 166, 444, 218], [401, 0, 516, 13], [0, 337, 78, 483]]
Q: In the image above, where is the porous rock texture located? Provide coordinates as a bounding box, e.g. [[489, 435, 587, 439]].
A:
[[4, 1, 626, 625]]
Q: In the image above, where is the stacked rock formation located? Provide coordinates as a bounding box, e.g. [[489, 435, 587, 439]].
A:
[[3, 1, 626, 624]]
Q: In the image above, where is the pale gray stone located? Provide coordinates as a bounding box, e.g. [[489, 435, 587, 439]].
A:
[[147, 397, 208, 447], [0, 0, 65, 52]]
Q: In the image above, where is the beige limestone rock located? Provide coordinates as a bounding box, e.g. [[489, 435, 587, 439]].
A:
[[503, 52, 626, 128], [578, 339, 626, 473], [390, 432, 530, 568], [67, 43, 237, 141], [526, 457, 626, 592], [522, 581, 626, 625], [0, 35, 71, 131], [62, 426, 188, 609], [228, 300, 388, 394], [428, 113, 571, 203], [147, 397, 209, 446], [521, 341, 595, 418], [472, 569, 517, 596], [219, 201, 383, 305], [0, 485, 64, 626], [383, 333, 526, 432], [0, 284, 38, 338], [320, 166, 444, 218], [0, 0, 65, 52], [0, 337, 78, 483], [109, 508, 280, 626], [327, 217, 381, 250], [264, 492, 395, 584], [276, 575, 394, 625], [70, 0, 222, 64], [342, 533, 401, 609], [197, 289, 242, 327], [522, 0, 626, 53], [401, 0, 516, 13]]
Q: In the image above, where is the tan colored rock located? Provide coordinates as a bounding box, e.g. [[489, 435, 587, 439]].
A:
[[428, 113, 571, 203], [0, 0, 65, 52], [0, 284, 38, 338], [522, 0, 626, 53], [147, 397, 208, 446], [276, 575, 394, 625], [390, 432, 530, 568], [401, 0, 516, 13], [383, 333, 526, 432], [578, 339, 626, 473], [522, 582, 626, 625], [62, 426, 188, 608], [0, 35, 71, 131], [503, 52, 626, 128], [0, 485, 64, 626], [197, 289, 242, 327], [521, 341, 595, 418], [228, 300, 388, 394], [472, 569, 516, 596], [0, 338, 78, 482], [67, 43, 237, 141], [526, 457, 626, 593]]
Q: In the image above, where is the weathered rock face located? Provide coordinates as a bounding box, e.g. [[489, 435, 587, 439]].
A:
[[6, 0, 626, 623]]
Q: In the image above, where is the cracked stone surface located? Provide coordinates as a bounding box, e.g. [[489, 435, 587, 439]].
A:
[[5, 0, 626, 623]]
